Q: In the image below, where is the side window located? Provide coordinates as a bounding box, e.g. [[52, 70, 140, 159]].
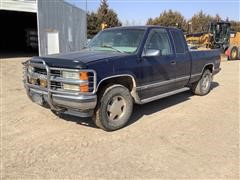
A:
[[145, 29, 173, 56], [170, 30, 187, 53]]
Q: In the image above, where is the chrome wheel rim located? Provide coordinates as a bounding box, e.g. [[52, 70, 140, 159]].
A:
[[202, 74, 211, 91], [107, 96, 126, 121]]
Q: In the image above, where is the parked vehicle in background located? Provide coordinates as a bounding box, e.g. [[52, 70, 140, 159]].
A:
[[186, 20, 240, 60], [23, 26, 221, 131], [225, 32, 240, 60]]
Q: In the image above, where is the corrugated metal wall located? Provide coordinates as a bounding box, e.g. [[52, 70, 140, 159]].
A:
[[38, 0, 87, 56], [0, 0, 37, 12]]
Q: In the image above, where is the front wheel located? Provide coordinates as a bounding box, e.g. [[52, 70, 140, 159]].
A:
[[191, 69, 213, 96], [93, 85, 133, 131]]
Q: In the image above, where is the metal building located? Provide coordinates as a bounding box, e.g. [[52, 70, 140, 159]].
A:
[[0, 0, 87, 56]]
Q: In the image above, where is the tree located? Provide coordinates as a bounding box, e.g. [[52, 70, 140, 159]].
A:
[[87, 0, 122, 38], [230, 20, 240, 32], [189, 11, 212, 33], [87, 12, 99, 38], [97, 0, 122, 28], [146, 10, 187, 31]]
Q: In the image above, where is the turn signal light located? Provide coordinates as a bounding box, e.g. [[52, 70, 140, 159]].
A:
[[79, 72, 89, 92], [80, 72, 88, 81], [80, 85, 89, 92]]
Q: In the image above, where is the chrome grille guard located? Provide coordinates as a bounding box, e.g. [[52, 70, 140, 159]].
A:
[[23, 59, 97, 111]]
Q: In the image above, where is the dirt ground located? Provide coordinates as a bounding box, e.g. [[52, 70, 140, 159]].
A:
[[0, 57, 239, 179]]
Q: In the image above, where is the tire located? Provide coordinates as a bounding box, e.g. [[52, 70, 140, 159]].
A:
[[230, 46, 238, 60], [92, 85, 133, 131], [191, 69, 213, 96]]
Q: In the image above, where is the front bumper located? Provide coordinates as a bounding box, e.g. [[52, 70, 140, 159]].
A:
[[25, 85, 97, 117]]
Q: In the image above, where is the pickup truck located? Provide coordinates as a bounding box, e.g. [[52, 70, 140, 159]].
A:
[[23, 26, 221, 131]]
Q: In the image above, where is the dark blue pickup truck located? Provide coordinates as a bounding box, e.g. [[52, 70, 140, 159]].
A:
[[23, 26, 221, 131]]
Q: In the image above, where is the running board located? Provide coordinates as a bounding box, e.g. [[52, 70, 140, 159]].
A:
[[140, 87, 190, 104]]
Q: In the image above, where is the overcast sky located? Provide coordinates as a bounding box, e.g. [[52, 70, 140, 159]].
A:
[[67, 0, 240, 25]]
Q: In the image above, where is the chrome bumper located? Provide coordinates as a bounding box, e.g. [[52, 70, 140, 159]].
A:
[[25, 85, 97, 117]]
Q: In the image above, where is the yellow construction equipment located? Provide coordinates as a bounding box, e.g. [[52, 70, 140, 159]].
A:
[[186, 21, 240, 60], [225, 32, 240, 60]]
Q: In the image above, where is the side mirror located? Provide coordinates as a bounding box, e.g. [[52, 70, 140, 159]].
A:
[[143, 49, 161, 57]]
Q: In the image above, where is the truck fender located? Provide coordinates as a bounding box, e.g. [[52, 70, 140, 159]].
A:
[[96, 74, 141, 104]]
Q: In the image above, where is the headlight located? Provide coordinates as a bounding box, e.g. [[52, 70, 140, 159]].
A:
[[62, 71, 79, 79], [63, 84, 80, 91], [62, 71, 89, 92]]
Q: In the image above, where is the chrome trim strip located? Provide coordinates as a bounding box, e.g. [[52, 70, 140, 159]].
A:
[[52, 94, 96, 101], [191, 73, 202, 78], [137, 76, 190, 90], [49, 89, 94, 96], [140, 87, 190, 104]]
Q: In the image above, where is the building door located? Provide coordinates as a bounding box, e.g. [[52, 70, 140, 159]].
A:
[[47, 32, 59, 55]]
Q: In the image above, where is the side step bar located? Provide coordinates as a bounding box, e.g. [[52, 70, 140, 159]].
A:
[[140, 87, 190, 104]]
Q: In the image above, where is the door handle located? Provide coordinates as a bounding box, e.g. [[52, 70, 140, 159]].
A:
[[170, 60, 176, 65]]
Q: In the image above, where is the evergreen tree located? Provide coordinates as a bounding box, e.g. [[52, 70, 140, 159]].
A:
[[146, 10, 187, 31], [189, 11, 212, 33], [87, 0, 122, 38]]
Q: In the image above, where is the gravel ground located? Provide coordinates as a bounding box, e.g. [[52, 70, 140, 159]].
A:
[[1, 57, 239, 179]]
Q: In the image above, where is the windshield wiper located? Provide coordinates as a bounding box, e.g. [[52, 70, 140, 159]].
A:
[[101, 45, 124, 53]]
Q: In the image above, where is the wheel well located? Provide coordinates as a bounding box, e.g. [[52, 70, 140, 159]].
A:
[[204, 64, 214, 73], [97, 76, 134, 93]]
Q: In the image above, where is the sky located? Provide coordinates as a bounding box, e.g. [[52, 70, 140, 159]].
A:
[[67, 0, 240, 25]]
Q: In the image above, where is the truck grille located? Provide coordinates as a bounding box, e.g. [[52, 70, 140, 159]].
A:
[[35, 67, 47, 75], [24, 59, 97, 95]]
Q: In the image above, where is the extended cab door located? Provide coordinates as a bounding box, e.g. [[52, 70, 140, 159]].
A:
[[139, 28, 176, 99], [169, 29, 191, 88]]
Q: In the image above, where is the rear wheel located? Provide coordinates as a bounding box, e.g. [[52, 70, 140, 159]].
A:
[[93, 85, 133, 131], [230, 46, 238, 60], [191, 69, 213, 96]]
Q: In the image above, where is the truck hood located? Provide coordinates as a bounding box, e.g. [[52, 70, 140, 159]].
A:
[[33, 49, 126, 69]]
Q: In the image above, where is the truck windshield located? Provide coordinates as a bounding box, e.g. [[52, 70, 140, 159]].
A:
[[88, 29, 145, 54]]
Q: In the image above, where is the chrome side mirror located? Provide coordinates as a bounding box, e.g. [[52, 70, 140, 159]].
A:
[[142, 49, 161, 57]]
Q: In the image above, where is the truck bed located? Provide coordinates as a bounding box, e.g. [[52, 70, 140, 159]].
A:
[[190, 49, 221, 76]]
